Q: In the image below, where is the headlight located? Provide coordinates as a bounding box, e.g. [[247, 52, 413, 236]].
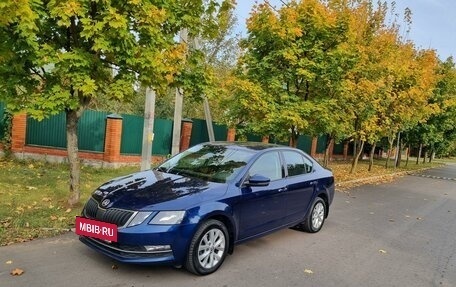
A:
[[127, 211, 153, 227], [149, 211, 185, 225]]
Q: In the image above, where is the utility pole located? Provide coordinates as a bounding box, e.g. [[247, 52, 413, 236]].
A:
[[203, 97, 215, 141], [193, 37, 215, 142], [171, 29, 187, 156], [171, 87, 183, 156], [140, 87, 156, 171]]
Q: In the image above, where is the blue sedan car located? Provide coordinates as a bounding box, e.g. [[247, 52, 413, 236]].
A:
[[79, 142, 335, 275]]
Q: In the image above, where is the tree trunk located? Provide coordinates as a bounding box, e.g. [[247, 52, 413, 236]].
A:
[[289, 126, 298, 148], [353, 140, 358, 158], [416, 143, 422, 165], [66, 109, 83, 206], [368, 142, 376, 172], [423, 150, 427, 164], [385, 137, 394, 169], [323, 135, 333, 167], [429, 150, 434, 163], [350, 140, 365, 174], [396, 141, 402, 168], [405, 145, 410, 167]]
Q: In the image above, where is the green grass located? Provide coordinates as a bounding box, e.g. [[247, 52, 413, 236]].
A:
[[0, 158, 138, 246], [0, 156, 449, 246]]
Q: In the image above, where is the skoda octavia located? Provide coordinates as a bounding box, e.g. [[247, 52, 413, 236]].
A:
[[78, 142, 335, 275]]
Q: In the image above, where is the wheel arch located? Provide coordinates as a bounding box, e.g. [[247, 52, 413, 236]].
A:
[[202, 213, 236, 254], [315, 192, 330, 218]]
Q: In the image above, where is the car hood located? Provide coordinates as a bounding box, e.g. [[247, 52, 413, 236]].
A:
[[91, 170, 226, 210]]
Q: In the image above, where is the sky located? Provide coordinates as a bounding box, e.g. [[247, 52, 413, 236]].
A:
[[234, 0, 455, 61]]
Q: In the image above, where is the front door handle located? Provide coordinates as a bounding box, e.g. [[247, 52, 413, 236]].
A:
[[309, 181, 318, 186], [278, 187, 288, 192]]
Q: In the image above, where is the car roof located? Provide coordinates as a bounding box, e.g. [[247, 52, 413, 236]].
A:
[[198, 141, 291, 152]]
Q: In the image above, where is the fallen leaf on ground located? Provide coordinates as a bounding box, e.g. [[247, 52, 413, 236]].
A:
[[416, 217, 423, 220], [112, 265, 118, 270], [50, 215, 57, 221], [369, 212, 375, 215], [10, 268, 24, 276], [379, 249, 387, 254], [6, 260, 12, 264], [26, 186, 37, 190], [388, 219, 395, 222], [65, 208, 72, 213], [304, 269, 313, 274]]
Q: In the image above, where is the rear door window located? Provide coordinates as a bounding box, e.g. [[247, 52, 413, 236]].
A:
[[282, 151, 313, 176]]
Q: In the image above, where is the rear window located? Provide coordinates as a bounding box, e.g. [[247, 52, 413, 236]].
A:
[[282, 151, 313, 176]]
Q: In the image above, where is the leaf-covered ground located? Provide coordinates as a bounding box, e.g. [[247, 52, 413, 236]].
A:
[[327, 159, 443, 192], [0, 157, 444, 246], [0, 159, 138, 246]]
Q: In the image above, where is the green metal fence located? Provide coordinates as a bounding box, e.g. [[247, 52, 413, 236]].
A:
[[297, 135, 313, 154], [26, 110, 107, 152], [0, 102, 5, 139], [189, 119, 210, 146], [316, 134, 328, 154], [190, 119, 230, 143], [120, 114, 172, 155], [246, 134, 262, 142], [333, 142, 344, 155], [27, 112, 66, 148], [21, 106, 338, 158]]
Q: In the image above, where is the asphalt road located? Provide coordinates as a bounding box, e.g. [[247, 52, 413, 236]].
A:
[[1, 164, 455, 287]]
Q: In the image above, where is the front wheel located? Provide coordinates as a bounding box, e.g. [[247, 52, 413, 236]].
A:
[[185, 219, 229, 275], [301, 197, 327, 233]]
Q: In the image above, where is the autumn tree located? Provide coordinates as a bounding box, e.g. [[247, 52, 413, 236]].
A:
[[0, 0, 231, 205], [336, 0, 439, 173], [229, 0, 354, 149], [182, 0, 240, 122], [406, 57, 456, 160]]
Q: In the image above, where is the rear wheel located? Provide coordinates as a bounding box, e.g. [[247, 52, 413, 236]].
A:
[[301, 197, 326, 233], [185, 219, 229, 275]]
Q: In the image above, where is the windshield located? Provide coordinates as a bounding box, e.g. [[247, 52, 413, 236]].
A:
[[157, 144, 254, 183]]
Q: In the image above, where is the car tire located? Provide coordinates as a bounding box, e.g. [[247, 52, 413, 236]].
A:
[[301, 197, 326, 233], [185, 219, 229, 275]]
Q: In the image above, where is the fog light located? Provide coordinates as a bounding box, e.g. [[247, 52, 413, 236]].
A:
[[144, 245, 171, 252]]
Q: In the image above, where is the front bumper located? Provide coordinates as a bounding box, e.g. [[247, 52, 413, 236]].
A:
[[79, 236, 175, 264], [79, 223, 198, 265]]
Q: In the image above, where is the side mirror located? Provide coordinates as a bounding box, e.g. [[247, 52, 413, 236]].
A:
[[245, 174, 270, 187]]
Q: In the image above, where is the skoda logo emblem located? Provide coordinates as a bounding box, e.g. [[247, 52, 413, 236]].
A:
[[101, 199, 110, 207]]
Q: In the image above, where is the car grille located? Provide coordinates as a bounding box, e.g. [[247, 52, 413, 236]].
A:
[[83, 197, 134, 227]]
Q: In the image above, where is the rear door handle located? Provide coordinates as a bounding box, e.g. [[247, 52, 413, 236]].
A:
[[278, 187, 288, 192], [309, 181, 318, 186]]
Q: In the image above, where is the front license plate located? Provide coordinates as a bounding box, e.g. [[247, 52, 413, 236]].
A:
[[75, 216, 118, 242]]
